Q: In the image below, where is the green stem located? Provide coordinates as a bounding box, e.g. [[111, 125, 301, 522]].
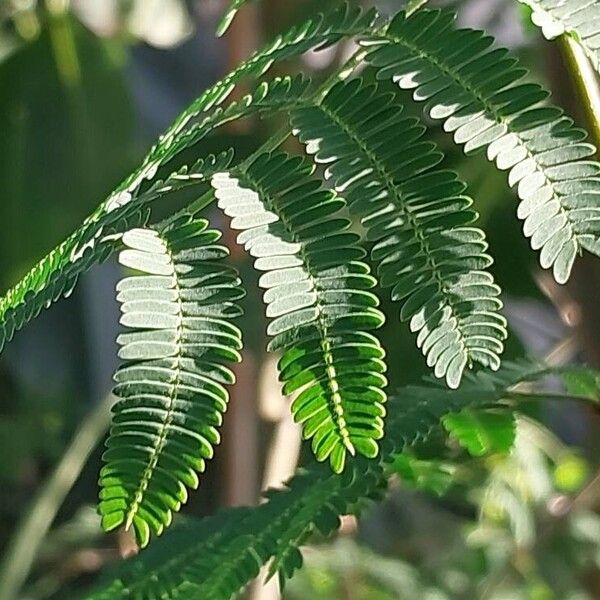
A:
[[157, 45, 369, 228], [561, 35, 600, 151], [0, 395, 113, 600], [505, 390, 597, 404], [47, 5, 81, 89], [241, 45, 367, 165]]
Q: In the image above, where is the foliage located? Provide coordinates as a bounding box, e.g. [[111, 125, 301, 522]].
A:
[[99, 219, 245, 547], [1, 1, 600, 599], [212, 151, 387, 472], [85, 361, 599, 599], [292, 78, 506, 387], [443, 409, 516, 456], [363, 9, 600, 284], [518, 0, 600, 72], [218, 0, 258, 36]]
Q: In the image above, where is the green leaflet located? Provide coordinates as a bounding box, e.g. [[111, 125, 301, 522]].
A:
[[562, 367, 600, 400], [292, 78, 507, 388], [517, 0, 600, 73], [98, 219, 244, 547], [443, 409, 516, 456], [362, 8, 600, 284], [211, 152, 387, 473], [84, 360, 599, 600], [217, 0, 257, 36]]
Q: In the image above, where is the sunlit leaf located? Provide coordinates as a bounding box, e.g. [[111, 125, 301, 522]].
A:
[[443, 409, 516, 456], [212, 152, 387, 473]]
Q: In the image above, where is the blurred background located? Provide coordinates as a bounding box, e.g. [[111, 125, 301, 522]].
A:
[[0, 1, 599, 598]]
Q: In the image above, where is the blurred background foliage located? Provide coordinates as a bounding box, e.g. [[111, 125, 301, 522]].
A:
[[0, 1, 599, 599]]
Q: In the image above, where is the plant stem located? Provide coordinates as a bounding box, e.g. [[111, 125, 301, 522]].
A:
[[0, 395, 113, 600], [561, 35, 600, 150], [158, 44, 369, 228], [505, 390, 597, 404]]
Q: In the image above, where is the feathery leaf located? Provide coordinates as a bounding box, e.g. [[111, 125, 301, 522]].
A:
[[362, 8, 600, 283], [0, 0, 375, 356], [292, 78, 507, 387], [212, 152, 387, 473], [99, 218, 244, 547], [85, 360, 599, 600], [87, 461, 385, 600]]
